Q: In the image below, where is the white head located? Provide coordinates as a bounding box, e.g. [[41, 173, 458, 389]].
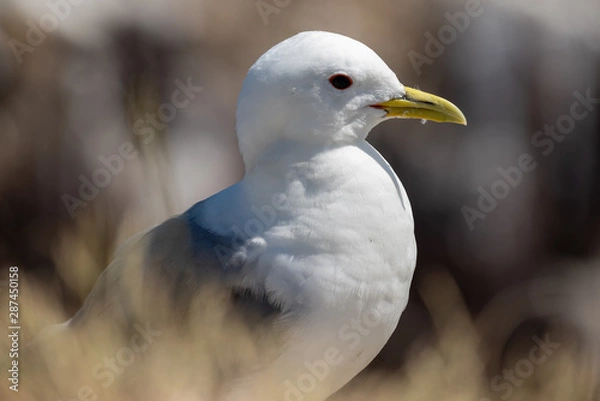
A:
[[236, 31, 466, 169]]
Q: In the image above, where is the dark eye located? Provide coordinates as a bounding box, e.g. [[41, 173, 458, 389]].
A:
[[329, 74, 353, 90]]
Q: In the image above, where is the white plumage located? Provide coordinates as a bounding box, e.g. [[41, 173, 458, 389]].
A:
[[54, 31, 466, 401]]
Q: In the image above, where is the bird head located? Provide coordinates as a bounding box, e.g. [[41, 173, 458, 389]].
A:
[[236, 31, 466, 169]]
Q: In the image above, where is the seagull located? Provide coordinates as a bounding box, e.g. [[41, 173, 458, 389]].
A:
[[54, 31, 466, 401]]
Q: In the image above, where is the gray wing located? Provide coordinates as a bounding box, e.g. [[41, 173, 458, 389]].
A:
[[35, 203, 294, 399], [26, 204, 290, 399], [70, 204, 285, 332]]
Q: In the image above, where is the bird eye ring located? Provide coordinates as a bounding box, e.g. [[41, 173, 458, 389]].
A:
[[329, 74, 353, 90]]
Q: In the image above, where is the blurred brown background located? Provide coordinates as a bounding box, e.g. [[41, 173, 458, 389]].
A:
[[0, 0, 599, 400]]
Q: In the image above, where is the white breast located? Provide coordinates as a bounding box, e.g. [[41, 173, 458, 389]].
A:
[[222, 141, 417, 401]]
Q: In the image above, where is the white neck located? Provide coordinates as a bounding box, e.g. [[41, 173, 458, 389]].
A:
[[201, 139, 415, 292]]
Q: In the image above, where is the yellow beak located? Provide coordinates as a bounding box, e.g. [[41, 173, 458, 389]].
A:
[[372, 87, 467, 125]]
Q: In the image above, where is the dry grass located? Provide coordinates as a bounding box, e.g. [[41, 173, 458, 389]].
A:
[[2, 235, 598, 400]]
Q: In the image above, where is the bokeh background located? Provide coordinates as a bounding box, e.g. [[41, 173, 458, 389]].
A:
[[1, 0, 599, 400]]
